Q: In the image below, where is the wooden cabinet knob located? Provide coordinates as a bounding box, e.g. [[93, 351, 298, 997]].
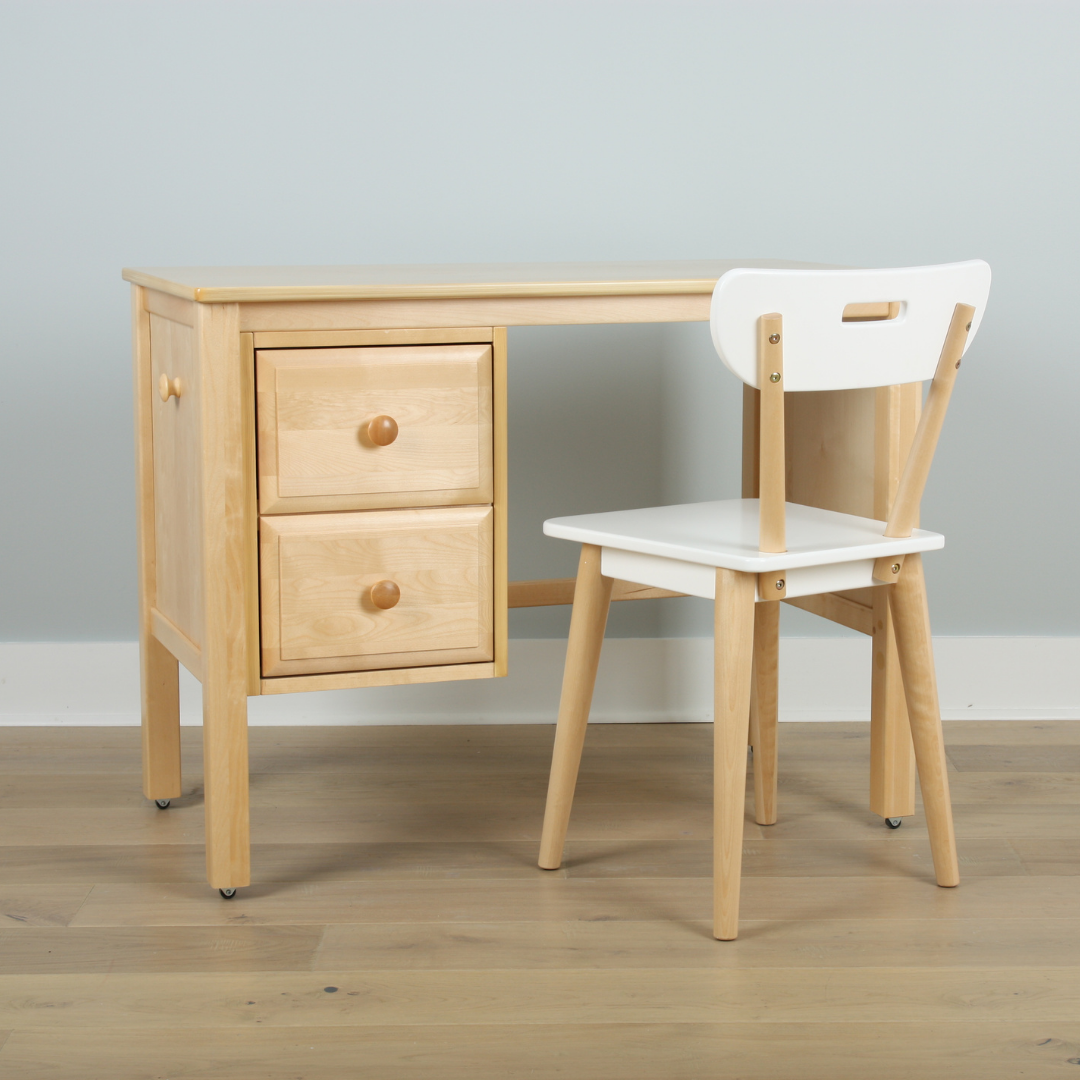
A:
[[367, 415, 398, 446], [158, 374, 182, 402], [370, 580, 401, 610]]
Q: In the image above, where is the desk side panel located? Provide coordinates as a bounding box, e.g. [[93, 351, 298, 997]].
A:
[[785, 388, 877, 518], [149, 311, 204, 649]]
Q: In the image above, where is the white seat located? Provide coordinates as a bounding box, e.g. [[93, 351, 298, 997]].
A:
[[536, 260, 992, 941], [545, 499, 944, 600]]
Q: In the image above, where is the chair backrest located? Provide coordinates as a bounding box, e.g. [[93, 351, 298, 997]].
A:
[[710, 261, 991, 391], [709, 261, 992, 558]]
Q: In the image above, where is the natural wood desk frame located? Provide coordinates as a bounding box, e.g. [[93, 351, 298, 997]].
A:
[[124, 261, 916, 892]]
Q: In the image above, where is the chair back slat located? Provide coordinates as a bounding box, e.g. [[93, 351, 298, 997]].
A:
[[883, 303, 973, 539], [757, 314, 786, 552], [711, 261, 991, 392]]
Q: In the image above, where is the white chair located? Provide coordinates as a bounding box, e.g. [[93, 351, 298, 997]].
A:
[[537, 261, 992, 940]]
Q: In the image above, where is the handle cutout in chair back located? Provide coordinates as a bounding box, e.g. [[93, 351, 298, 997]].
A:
[[842, 301, 902, 322], [711, 261, 991, 392]]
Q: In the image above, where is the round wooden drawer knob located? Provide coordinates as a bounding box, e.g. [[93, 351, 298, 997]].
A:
[[367, 415, 398, 446], [370, 580, 401, 610], [158, 374, 182, 402]]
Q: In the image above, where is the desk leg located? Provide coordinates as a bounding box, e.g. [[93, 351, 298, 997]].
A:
[[202, 665, 250, 891], [140, 636, 182, 802], [198, 301, 251, 893], [869, 587, 916, 820]]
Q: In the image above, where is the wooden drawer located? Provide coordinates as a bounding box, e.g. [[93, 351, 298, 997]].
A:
[[256, 343, 492, 513], [259, 506, 493, 678]]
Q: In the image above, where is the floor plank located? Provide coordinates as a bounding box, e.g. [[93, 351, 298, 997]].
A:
[[1, 967, 1078, 1027], [948, 746, 1080, 772], [68, 874, 1080, 926], [0, 888, 92, 927], [1011, 839, 1080, 875], [0, 926, 324, 974], [3, 1022, 1080, 1080], [312, 916, 1080, 971]]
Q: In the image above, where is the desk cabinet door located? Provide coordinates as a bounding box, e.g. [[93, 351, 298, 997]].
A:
[[259, 507, 493, 678], [256, 344, 492, 514]]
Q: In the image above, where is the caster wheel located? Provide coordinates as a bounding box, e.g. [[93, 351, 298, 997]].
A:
[[154, 799, 171, 809], [885, 817, 903, 829], [219, 888, 237, 899]]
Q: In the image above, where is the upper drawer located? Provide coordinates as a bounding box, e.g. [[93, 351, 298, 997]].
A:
[[256, 343, 492, 513]]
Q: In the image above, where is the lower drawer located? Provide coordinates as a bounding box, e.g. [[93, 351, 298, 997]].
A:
[[259, 506, 494, 677]]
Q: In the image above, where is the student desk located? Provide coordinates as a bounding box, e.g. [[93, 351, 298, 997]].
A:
[[123, 261, 918, 894]]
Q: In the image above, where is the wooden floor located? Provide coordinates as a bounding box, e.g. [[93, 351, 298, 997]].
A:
[[0, 720, 1079, 1078]]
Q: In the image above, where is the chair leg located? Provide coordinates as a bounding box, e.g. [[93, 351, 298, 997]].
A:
[[713, 569, 757, 940], [888, 554, 960, 888], [749, 600, 779, 826], [538, 544, 614, 871]]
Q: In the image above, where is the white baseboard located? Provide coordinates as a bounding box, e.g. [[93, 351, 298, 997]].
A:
[[0, 638, 1075, 726]]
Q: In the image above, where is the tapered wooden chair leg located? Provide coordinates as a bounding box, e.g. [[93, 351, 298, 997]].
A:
[[749, 600, 779, 826], [714, 569, 757, 940], [889, 554, 959, 888], [538, 545, 614, 870]]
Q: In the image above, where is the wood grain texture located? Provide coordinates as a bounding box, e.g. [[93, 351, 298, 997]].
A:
[[868, 381, 920, 815], [870, 585, 917, 818], [782, 590, 873, 634], [749, 601, 779, 826], [252, 326, 494, 349], [884, 303, 974, 540], [237, 293, 712, 331], [122, 259, 832, 303], [508, 577, 684, 607], [1, 721, 1077, 1078], [2, 966, 1079, 1027], [712, 569, 757, 938], [786, 386, 877, 518], [0, 887, 91, 926], [756, 315, 786, 552], [195, 302, 251, 891], [259, 507, 494, 677], [890, 554, 959, 887], [492, 327, 509, 677], [133, 287, 183, 805], [148, 311, 203, 646], [256, 343, 493, 513], [240, 331, 262, 696], [6, 1023, 1079, 1080], [149, 606, 201, 679], [538, 545, 613, 869], [143, 287, 196, 327], [260, 661, 497, 694]]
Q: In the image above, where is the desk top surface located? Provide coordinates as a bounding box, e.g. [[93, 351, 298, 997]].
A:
[[122, 259, 832, 304]]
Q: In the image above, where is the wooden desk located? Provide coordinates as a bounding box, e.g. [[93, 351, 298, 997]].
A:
[[123, 261, 915, 894]]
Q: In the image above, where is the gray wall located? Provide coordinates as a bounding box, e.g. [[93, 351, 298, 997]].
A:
[[1, 1, 1077, 642]]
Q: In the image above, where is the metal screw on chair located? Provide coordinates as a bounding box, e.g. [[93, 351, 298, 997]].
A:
[[774, 578, 785, 591], [768, 333, 780, 344], [769, 372, 781, 383], [891, 563, 901, 574]]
